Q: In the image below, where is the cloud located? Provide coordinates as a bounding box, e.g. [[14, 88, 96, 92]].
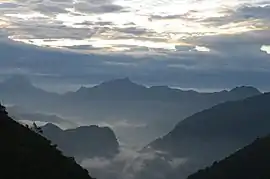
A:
[[81, 157, 111, 169], [1, 0, 269, 53], [1, 0, 270, 90], [2, 34, 270, 91], [98, 120, 147, 129], [169, 158, 188, 169], [33, 3, 68, 14], [261, 45, 270, 54], [80, 146, 188, 179], [74, 3, 123, 14], [194, 46, 210, 52]]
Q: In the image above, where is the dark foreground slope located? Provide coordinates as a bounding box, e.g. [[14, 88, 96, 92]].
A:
[[0, 104, 93, 179], [188, 135, 270, 179]]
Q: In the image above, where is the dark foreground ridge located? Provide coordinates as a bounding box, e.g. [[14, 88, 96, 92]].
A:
[[0, 103, 93, 179], [188, 134, 270, 179]]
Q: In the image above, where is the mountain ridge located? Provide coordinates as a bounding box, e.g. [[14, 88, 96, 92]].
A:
[[0, 75, 263, 147]]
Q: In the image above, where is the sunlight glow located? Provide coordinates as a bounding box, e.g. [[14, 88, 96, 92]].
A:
[[5, 12, 48, 20], [195, 46, 210, 52], [9, 36, 179, 51], [261, 45, 270, 54]]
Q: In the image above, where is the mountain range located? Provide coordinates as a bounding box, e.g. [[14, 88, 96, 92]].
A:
[[0, 75, 262, 146], [1, 76, 270, 179]]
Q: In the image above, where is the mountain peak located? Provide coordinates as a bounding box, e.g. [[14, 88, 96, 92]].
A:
[[103, 77, 132, 85], [43, 123, 62, 131], [230, 86, 261, 95], [98, 77, 144, 89]]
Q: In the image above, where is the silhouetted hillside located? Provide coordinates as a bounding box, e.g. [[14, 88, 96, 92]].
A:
[[188, 135, 270, 179], [42, 123, 119, 159], [0, 103, 93, 179]]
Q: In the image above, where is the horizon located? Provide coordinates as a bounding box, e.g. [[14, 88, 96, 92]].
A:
[[0, 74, 265, 94]]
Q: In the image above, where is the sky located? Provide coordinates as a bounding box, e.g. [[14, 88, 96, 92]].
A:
[[0, 0, 270, 90]]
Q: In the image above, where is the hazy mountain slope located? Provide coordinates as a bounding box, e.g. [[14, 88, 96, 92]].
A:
[[42, 123, 119, 159], [0, 75, 60, 109], [188, 135, 270, 179], [7, 106, 77, 128], [145, 92, 270, 179], [150, 92, 270, 156], [0, 103, 93, 179]]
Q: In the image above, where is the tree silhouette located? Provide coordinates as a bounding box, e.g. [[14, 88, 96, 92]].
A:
[[0, 103, 7, 115], [31, 122, 43, 134]]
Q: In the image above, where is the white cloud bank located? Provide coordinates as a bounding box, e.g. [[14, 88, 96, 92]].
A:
[[0, 0, 269, 53]]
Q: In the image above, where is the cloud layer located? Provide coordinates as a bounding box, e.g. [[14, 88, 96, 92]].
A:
[[0, 0, 270, 53]]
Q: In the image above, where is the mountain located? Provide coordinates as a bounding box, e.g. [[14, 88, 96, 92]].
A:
[[0, 75, 60, 109], [188, 134, 270, 179], [0, 103, 93, 179], [62, 80, 261, 146], [0, 76, 262, 147], [7, 106, 77, 128], [146, 92, 270, 179], [42, 123, 119, 160], [66, 77, 146, 101], [66, 78, 261, 102]]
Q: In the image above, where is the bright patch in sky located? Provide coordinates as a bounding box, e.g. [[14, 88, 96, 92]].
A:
[[195, 46, 210, 52], [261, 45, 270, 54], [0, 0, 269, 53]]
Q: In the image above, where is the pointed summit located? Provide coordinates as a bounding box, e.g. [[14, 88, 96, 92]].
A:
[[42, 123, 62, 131]]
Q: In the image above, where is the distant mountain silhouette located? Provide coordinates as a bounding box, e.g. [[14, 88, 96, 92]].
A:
[[66, 78, 261, 102], [7, 106, 77, 128], [0, 76, 262, 146], [42, 123, 119, 160], [0, 75, 59, 107], [67, 77, 146, 101], [188, 134, 270, 179], [228, 86, 261, 99], [0, 75, 45, 94], [0, 103, 93, 179], [147, 92, 270, 179]]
